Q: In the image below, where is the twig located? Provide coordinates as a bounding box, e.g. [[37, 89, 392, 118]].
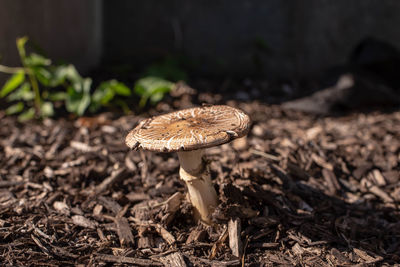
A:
[[0, 64, 27, 74], [250, 148, 280, 161], [0, 180, 24, 188], [209, 225, 228, 260], [94, 168, 128, 195], [241, 235, 249, 267], [95, 253, 163, 266]]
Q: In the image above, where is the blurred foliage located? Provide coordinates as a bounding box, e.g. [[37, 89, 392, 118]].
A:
[[0, 37, 176, 121], [134, 77, 174, 108], [133, 55, 188, 107]]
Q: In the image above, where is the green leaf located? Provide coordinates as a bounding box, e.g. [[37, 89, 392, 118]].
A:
[[82, 78, 92, 94], [64, 65, 82, 85], [0, 70, 25, 97], [134, 77, 173, 95], [150, 92, 165, 104], [47, 91, 67, 101], [149, 86, 173, 104], [6, 82, 33, 101], [151, 84, 174, 94], [5, 102, 24, 115], [33, 67, 52, 86], [40, 102, 54, 117], [134, 76, 174, 107], [76, 93, 91, 116], [90, 80, 130, 113], [25, 53, 51, 67], [109, 80, 131, 96], [147, 91, 168, 106], [92, 85, 114, 105], [47, 65, 70, 86], [66, 86, 91, 116], [18, 107, 35, 122], [66, 76, 92, 115], [72, 77, 91, 94]]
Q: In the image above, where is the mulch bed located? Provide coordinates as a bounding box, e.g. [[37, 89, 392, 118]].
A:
[[0, 95, 399, 266]]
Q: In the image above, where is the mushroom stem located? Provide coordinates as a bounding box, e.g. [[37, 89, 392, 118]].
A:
[[178, 150, 218, 223]]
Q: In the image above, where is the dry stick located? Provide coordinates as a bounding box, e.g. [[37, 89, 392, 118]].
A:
[[154, 224, 176, 245], [372, 169, 386, 186], [241, 235, 250, 267], [29, 222, 55, 242], [149, 249, 180, 259], [248, 242, 279, 248], [0, 180, 24, 188], [145, 192, 183, 210], [32, 233, 79, 260], [209, 225, 229, 260], [369, 185, 394, 203], [31, 234, 51, 256], [49, 243, 79, 259], [322, 169, 341, 195], [250, 148, 280, 161], [311, 153, 333, 170], [96, 253, 163, 266], [94, 168, 127, 195]]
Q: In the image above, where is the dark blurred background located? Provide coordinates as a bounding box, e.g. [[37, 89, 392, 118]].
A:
[[1, 0, 400, 110]]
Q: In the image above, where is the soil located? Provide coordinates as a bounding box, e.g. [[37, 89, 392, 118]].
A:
[[0, 90, 399, 266]]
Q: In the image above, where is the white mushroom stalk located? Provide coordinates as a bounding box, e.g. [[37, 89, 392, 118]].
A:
[[125, 105, 250, 224], [178, 150, 218, 223]]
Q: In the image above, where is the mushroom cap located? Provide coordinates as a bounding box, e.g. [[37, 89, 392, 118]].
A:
[[126, 105, 251, 152]]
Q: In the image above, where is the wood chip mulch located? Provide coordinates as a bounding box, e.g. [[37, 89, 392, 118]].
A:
[[0, 101, 399, 266]]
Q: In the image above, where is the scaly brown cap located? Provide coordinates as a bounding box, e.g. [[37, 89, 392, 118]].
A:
[[126, 105, 251, 152]]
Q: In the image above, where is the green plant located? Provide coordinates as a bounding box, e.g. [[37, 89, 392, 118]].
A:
[[134, 76, 175, 108], [135, 55, 189, 109], [0, 37, 177, 120], [0, 37, 50, 120], [0, 37, 130, 120], [90, 79, 131, 113]]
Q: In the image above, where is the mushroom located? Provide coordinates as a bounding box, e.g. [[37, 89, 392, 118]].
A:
[[126, 105, 250, 223]]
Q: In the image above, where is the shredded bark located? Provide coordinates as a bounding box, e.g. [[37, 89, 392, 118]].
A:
[[0, 97, 399, 266]]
